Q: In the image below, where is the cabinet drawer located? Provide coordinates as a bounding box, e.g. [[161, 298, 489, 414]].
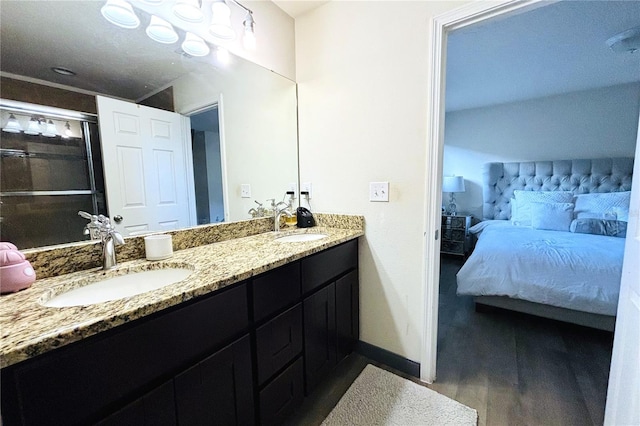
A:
[[256, 303, 303, 384], [442, 216, 466, 229], [253, 262, 300, 323], [4, 284, 248, 426], [259, 357, 304, 426], [443, 228, 465, 242], [441, 240, 464, 255], [302, 240, 357, 294]]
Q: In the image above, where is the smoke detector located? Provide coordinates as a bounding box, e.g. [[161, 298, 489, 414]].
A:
[[606, 27, 640, 53]]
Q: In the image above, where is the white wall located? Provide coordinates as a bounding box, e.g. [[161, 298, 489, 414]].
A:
[[172, 59, 298, 222], [296, 1, 470, 362], [444, 82, 640, 218]]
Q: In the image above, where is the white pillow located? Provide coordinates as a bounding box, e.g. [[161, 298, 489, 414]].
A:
[[512, 190, 574, 227], [530, 202, 574, 232], [574, 191, 631, 222]]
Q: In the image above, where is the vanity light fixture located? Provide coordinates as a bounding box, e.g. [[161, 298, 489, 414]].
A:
[[146, 15, 179, 43], [64, 121, 74, 138], [243, 11, 256, 50], [172, 0, 204, 23], [209, 0, 235, 40], [182, 32, 210, 57], [101, 0, 140, 29], [42, 119, 58, 138], [2, 114, 23, 133], [24, 117, 42, 135]]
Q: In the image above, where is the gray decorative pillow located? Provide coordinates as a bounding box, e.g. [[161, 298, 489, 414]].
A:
[[570, 218, 627, 238]]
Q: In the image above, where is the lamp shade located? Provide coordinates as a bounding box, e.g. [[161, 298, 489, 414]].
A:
[[442, 176, 465, 193]]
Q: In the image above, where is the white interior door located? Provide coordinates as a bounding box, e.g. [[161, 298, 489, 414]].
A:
[[604, 115, 640, 426], [96, 96, 191, 236]]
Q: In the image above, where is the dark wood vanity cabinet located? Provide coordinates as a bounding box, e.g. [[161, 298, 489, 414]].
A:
[[302, 240, 359, 394], [1, 239, 359, 426], [1, 283, 253, 426]]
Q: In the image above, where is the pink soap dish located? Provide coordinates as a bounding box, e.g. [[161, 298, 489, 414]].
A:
[[0, 243, 36, 294]]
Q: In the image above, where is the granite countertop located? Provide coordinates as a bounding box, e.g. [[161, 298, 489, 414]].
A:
[[0, 227, 363, 368]]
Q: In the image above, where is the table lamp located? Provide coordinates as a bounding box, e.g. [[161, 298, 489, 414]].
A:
[[442, 176, 465, 215]]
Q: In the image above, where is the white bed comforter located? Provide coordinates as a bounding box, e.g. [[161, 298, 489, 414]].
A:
[[456, 221, 623, 316]]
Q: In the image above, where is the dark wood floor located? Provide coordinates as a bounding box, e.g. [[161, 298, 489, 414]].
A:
[[432, 256, 613, 426], [287, 256, 614, 425]]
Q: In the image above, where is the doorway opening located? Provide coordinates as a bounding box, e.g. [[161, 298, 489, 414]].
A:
[[189, 105, 224, 225]]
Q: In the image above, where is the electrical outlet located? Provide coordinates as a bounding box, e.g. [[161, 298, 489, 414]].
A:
[[240, 184, 251, 198], [301, 182, 312, 198], [287, 182, 298, 193], [369, 182, 389, 202]]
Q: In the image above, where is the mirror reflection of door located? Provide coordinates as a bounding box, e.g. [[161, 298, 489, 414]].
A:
[[189, 106, 224, 225], [96, 96, 192, 236]]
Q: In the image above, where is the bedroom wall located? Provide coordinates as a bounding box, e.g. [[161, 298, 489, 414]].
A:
[[443, 82, 640, 218]]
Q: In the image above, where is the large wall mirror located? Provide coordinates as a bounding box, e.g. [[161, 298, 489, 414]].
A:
[[0, 0, 298, 249]]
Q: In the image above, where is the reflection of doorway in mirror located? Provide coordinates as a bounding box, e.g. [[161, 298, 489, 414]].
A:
[[189, 106, 224, 225]]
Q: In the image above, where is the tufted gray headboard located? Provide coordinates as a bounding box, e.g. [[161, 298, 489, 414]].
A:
[[483, 158, 634, 220]]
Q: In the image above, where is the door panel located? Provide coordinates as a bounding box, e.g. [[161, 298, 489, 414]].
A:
[[97, 95, 191, 235], [604, 115, 640, 425]]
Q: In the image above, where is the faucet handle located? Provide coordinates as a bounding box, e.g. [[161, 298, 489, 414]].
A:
[[78, 211, 93, 220]]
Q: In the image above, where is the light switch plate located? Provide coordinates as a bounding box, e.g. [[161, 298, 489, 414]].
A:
[[240, 184, 251, 198], [369, 182, 389, 202]]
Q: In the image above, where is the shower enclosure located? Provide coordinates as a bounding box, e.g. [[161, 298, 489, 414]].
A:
[[0, 99, 106, 249]]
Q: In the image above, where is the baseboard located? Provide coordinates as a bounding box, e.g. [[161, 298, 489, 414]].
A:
[[355, 341, 420, 378]]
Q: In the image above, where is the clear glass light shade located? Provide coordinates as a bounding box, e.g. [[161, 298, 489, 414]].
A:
[[210, 0, 235, 40], [243, 13, 256, 50], [146, 15, 179, 44], [173, 0, 204, 23], [24, 117, 42, 135], [2, 114, 23, 133], [100, 0, 140, 29], [182, 32, 210, 57], [243, 29, 256, 50], [42, 119, 58, 137]]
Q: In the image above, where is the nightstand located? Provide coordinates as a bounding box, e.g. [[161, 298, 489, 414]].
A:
[[441, 214, 472, 257]]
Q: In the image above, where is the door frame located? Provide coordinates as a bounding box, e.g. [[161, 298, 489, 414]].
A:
[[182, 94, 230, 223], [420, 0, 558, 383]]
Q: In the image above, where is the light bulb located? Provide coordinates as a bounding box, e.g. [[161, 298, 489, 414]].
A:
[[100, 0, 140, 29], [182, 32, 210, 57], [217, 47, 230, 64]]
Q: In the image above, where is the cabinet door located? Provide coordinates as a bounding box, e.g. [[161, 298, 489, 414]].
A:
[[96, 380, 176, 426], [174, 335, 254, 426], [335, 270, 359, 362], [303, 283, 336, 394]]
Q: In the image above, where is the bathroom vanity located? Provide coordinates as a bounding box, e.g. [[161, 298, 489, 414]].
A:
[[0, 225, 362, 425]]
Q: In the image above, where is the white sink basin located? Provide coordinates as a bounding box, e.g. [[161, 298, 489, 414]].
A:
[[42, 268, 193, 308], [275, 233, 328, 242]]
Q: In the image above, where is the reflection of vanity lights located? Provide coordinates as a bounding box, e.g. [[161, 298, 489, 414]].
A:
[[2, 114, 23, 133], [25, 117, 42, 135], [42, 120, 59, 138], [182, 32, 210, 57], [100, 0, 257, 57]]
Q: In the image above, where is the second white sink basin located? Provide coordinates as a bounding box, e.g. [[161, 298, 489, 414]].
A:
[[275, 233, 328, 242], [42, 268, 193, 308]]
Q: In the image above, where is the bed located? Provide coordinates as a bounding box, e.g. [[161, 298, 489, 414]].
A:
[[456, 158, 634, 331]]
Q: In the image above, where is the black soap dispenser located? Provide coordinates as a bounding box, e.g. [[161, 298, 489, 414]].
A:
[[297, 191, 315, 228]]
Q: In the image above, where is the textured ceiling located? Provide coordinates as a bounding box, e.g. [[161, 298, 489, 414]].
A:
[[446, 1, 640, 112]]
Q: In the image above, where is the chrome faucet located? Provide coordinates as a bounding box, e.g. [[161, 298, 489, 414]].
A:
[[79, 211, 125, 270], [269, 199, 293, 233]]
